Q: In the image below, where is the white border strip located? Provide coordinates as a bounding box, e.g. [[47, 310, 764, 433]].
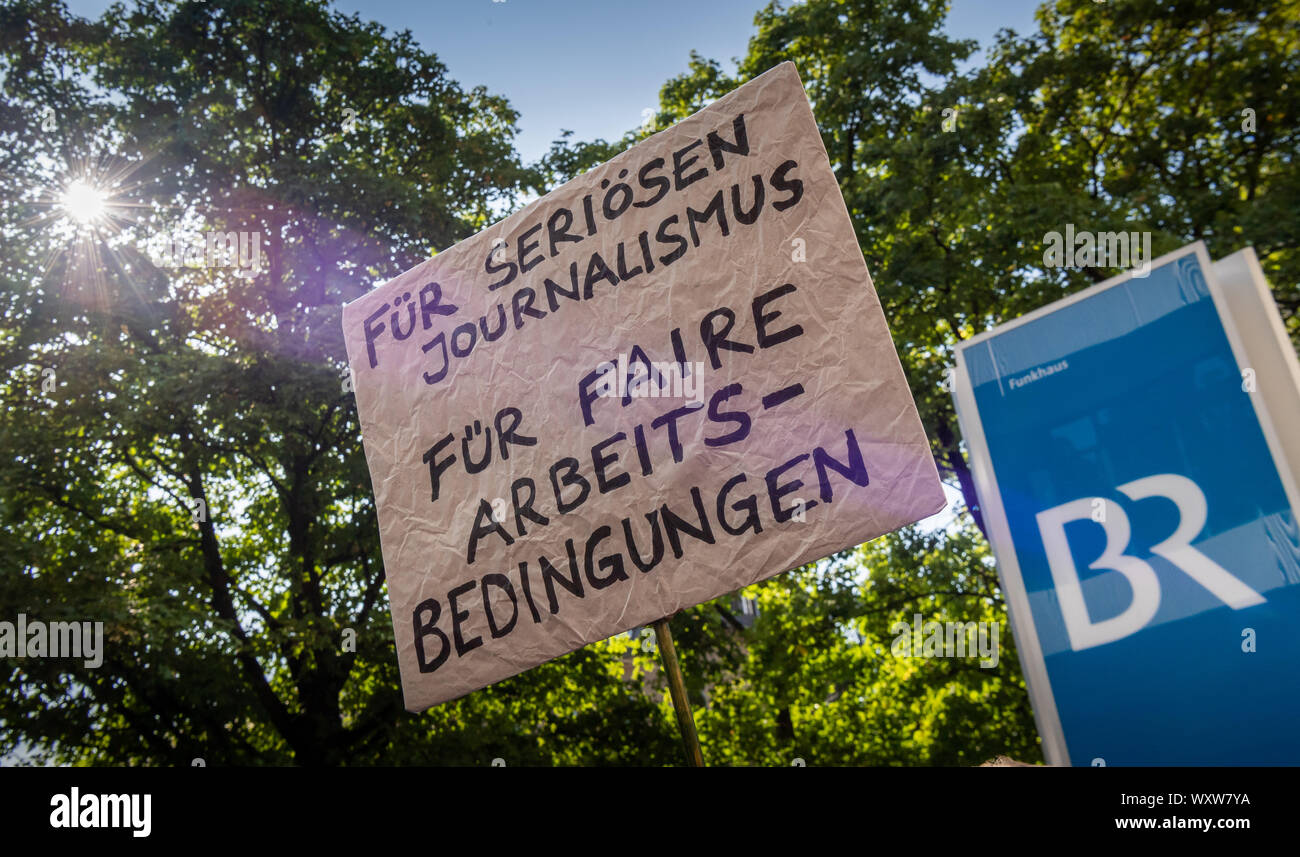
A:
[[1208, 248, 1300, 521], [953, 343, 1071, 765]]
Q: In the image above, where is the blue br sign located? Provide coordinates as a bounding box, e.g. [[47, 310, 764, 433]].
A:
[[953, 242, 1300, 766]]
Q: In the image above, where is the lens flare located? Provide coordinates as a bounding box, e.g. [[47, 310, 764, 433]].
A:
[[59, 180, 108, 225]]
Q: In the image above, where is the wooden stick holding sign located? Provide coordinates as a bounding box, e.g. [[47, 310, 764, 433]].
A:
[[652, 617, 704, 767]]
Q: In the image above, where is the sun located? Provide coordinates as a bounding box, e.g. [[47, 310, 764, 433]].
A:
[[59, 180, 109, 225]]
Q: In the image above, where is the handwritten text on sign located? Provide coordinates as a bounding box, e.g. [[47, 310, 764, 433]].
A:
[[342, 63, 945, 711]]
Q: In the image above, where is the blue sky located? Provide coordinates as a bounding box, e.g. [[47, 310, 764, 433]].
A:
[[64, 0, 1044, 163]]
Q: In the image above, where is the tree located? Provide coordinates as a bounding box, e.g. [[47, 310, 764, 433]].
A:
[[865, 0, 1299, 532], [697, 525, 1040, 766], [630, 0, 1298, 765], [0, 0, 663, 765], [646, 0, 1298, 531], [639, 0, 1047, 765], [6, 0, 1293, 767]]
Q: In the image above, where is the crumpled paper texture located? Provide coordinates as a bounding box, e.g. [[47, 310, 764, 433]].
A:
[[341, 62, 945, 712]]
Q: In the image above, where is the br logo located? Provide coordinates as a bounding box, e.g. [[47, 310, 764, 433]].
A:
[[1035, 473, 1265, 651]]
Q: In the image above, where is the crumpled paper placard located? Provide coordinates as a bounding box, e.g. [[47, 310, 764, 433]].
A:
[[342, 62, 945, 711]]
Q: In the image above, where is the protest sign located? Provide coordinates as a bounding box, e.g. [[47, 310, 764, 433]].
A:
[[342, 62, 945, 711]]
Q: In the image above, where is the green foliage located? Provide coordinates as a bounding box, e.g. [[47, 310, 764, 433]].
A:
[[0, 0, 545, 765], [2, 0, 1294, 766], [534, 129, 629, 187], [698, 526, 1041, 766]]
